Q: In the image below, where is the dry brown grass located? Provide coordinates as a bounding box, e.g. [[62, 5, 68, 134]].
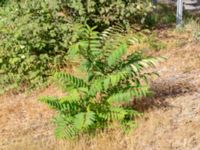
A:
[[1, 24, 200, 150]]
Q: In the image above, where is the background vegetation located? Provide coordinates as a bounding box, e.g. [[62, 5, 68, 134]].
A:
[[63, 0, 154, 29], [0, 0, 82, 93], [0, 0, 155, 93]]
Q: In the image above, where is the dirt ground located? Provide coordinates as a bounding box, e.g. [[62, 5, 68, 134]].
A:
[[1, 27, 200, 150]]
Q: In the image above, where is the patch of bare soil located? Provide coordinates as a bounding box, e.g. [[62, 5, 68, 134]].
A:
[[1, 28, 200, 150]]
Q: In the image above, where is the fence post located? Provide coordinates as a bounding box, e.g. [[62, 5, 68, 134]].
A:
[[176, 0, 183, 27]]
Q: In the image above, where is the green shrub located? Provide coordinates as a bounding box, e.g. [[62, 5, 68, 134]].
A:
[[64, 0, 154, 29], [0, 0, 82, 93], [40, 26, 163, 139], [0, 0, 157, 93]]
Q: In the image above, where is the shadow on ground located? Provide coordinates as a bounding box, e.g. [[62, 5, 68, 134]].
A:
[[132, 76, 197, 112]]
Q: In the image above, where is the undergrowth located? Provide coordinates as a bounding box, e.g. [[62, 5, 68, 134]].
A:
[[0, 0, 157, 94], [0, 0, 83, 93]]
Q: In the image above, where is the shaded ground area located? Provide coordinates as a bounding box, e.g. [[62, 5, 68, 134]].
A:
[[1, 27, 200, 150]]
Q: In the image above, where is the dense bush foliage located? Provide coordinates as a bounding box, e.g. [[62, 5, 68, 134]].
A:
[[0, 0, 155, 93], [0, 0, 82, 92], [0, 0, 7, 6], [64, 0, 154, 29], [40, 26, 163, 139]]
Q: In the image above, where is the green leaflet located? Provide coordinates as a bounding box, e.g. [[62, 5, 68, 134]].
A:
[[55, 72, 88, 88], [107, 43, 128, 67], [98, 107, 127, 121], [88, 69, 129, 95], [107, 86, 149, 103], [40, 96, 81, 113], [54, 115, 77, 139], [73, 111, 96, 130]]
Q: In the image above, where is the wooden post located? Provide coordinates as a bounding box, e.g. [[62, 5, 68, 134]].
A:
[[176, 0, 183, 27]]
